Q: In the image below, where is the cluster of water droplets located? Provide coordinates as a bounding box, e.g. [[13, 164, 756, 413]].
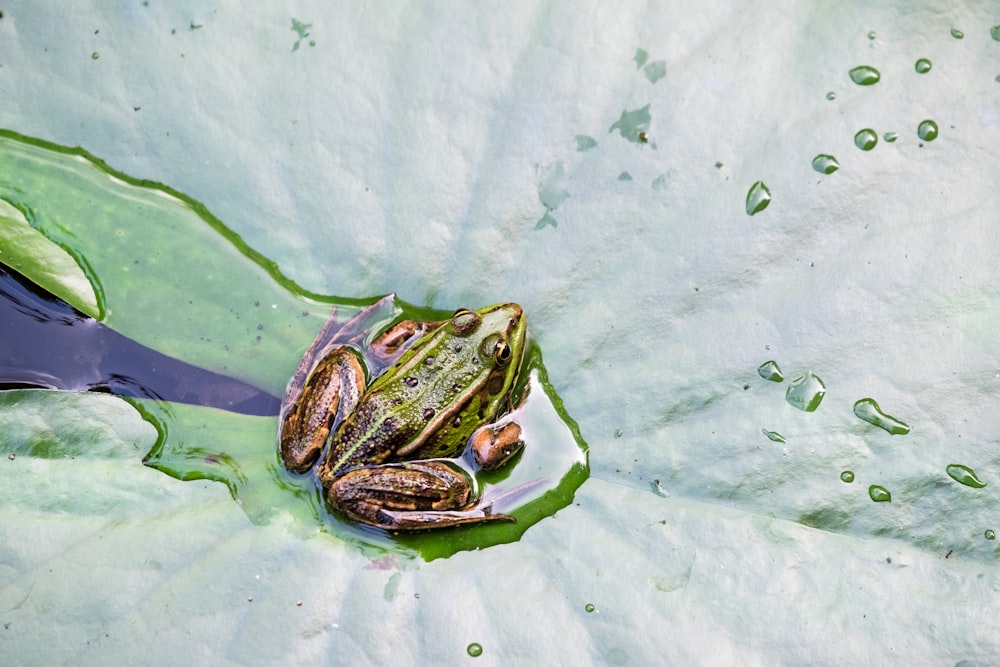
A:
[[755, 360, 989, 525], [743, 23, 1000, 216], [741, 26, 999, 545]]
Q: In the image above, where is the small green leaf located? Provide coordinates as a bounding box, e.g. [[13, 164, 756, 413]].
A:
[[0, 206, 100, 318]]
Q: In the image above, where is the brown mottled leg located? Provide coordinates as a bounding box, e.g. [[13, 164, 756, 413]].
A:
[[278, 348, 364, 472], [328, 461, 515, 530]]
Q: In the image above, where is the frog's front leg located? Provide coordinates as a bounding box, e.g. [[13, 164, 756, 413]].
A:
[[469, 420, 524, 470], [327, 461, 515, 530]]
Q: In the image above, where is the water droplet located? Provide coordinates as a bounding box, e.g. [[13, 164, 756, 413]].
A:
[[867, 31, 877, 40], [633, 48, 649, 69], [849, 65, 881, 86], [811, 154, 840, 174], [617, 171, 633, 181], [986, 529, 996, 540], [585, 603, 596, 613], [841, 470, 855, 483], [785, 372, 826, 412], [950, 28, 964, 39], [745, 180, 771, 216], [826, 91, 836, 101], [854, 128, 878, 151], [757, 360, 783, 382], [467, 643, 483, 658], [852, 398, 910, 435], [992, 26, 1000, 42], [869, 485, 891, 502], [91, 51, 100, 60], [917, 119, 938, 141], [761, 429, 786, 443], [915, 58, 932, 74], [946, 464, 986, 488], [883, 132, 898, 143]]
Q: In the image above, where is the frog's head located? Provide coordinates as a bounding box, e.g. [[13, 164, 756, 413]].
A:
[[448, 302, 527, 404]]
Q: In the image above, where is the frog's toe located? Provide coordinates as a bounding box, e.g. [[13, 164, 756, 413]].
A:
[[375, 508, 516, 531], [332, 499, 515, 530]]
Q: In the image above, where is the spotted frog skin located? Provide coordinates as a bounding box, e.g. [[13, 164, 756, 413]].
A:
[[279, 297, 527, 530]]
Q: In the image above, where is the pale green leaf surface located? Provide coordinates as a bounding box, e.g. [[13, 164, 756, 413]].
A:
[[2, 1, 999, 664]]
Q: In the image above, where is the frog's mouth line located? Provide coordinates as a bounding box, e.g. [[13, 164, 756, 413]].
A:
[[0, 263, 281, 416]]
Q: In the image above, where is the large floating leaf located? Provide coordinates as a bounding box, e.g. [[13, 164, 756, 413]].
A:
[[2, 2, 999, 664]]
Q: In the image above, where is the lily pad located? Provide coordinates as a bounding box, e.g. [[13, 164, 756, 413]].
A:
[[2, 2, 1000, 664]]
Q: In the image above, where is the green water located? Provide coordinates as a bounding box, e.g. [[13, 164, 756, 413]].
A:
[[917, 120, 939, 141], [785, 372, 826, 412], [811, 154, 840, 175], [853, 398, 910, 435], [745, 180, 772, 215], [849, 65, 881, 86], [946, 464, 986, 489], [854, 128, 878, 151]]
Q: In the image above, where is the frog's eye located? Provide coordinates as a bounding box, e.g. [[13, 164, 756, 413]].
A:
[[480, 333, 512, 366], [495, 339, 513, 366], [449, 309, 481, 337]]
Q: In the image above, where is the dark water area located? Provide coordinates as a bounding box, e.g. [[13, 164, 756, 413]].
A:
[[0, 263, 280, 416]]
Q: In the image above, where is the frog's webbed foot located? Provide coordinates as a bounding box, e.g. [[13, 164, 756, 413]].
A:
[[327, 461, 515, 530]]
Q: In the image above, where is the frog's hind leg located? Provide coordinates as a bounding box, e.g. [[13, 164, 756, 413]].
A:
[[279, 348, 364, 473], [328, 461, 515, 530]]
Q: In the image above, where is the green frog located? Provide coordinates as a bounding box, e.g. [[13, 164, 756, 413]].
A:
[[279, 296, 528, 530]]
